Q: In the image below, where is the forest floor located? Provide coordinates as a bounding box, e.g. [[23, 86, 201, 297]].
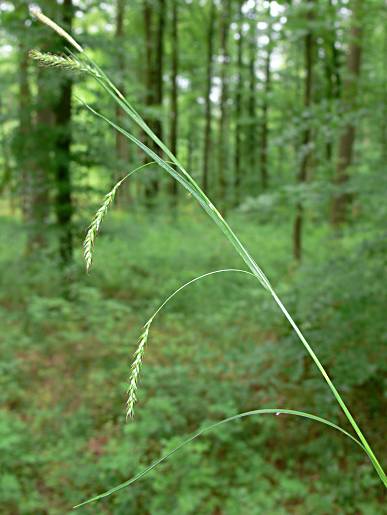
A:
[[0, 211, 385, 514]]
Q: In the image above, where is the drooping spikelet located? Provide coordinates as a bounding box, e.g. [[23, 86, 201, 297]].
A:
[[126, 321, 151, 419], [83, 178, 127, 272]]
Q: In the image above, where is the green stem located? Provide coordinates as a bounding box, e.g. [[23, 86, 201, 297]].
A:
[[270, 291, 386, 485], [86, 92, 386, 487], [199, 199, 386, 485], [74, 408, 365, 508], [28, 11, 386, 485]]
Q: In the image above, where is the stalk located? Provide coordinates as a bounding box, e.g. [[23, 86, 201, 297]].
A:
[[74, 408, 366, 508], [30, 9, 386, 488]]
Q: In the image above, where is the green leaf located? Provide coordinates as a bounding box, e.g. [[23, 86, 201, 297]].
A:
[[74, 408, 363, 508]]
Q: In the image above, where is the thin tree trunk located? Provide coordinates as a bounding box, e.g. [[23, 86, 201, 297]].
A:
[[234, 1, 243, 205], [202, 0, 216, 193], [154, 0, 165, 144], [17, 40, 32, 219], [143, 0, 165, 204], [169, 0, 179, 206], [331, 0, 362, 226], [29, 67, 52, 254], [217, 0, 231, 212], [324, 0, 341, 166], [143, 0, 158, 202], [27, 0, 57, 254], [260, 9, 272, 191], [293, 0, 314, 262], [115, 0, 130, 205], [14, 1, 40, 231], [54, 0, 74, 266], [248, 1, 258, 192]]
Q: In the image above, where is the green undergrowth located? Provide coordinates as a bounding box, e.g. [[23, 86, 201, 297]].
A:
[[0, 211, 385, 514]]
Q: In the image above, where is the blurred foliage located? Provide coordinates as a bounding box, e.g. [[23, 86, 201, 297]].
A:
[[0, 0, 386, 512], [0, 208, 386, 513]]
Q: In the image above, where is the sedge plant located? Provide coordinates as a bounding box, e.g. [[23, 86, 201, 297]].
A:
[[29, 8, 386, 508]]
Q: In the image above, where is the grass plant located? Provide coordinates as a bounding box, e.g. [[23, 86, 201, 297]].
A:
[[83, 161, 162, 272], [29, 7, 387, 507]]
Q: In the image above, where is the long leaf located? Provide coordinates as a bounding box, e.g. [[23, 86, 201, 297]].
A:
[[74, 408, 363, 508], [30, 11, 387, 489]]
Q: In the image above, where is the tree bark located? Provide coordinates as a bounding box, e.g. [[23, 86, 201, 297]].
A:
[[247, 1, 258, 192], [13, 0, 49, 250], [260, 9, 273, 191], [29, 68, 53, 254], [234, 1, 243, 205], [293, 0, 314, 262], [143, 0, 158, 202], [54, 0, 74, 266], [115, 0, 130, 205], [331, 0, 362, 226], [154, 0, 165, 144], [17, 39, 32, 220], [324, 0, 341, 166], [217, 0, 231, 213], [26, 0, 58, 254], [143, 0, 165, 204], [202, 0, 216, 193], [169, 0, 179, 206]]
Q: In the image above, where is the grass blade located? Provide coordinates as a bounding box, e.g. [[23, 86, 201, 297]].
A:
[[31, 12, 387, 491], [79, 74, 387, 489], [73, 408, 364, 508], [83, 161, 166, 272], [126, 269, 255, 418]]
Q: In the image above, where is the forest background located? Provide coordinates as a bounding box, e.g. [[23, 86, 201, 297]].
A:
[[0, 0, 386, 513]]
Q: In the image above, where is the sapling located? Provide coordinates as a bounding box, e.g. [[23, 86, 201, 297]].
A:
[[29, 7, 386, 508]]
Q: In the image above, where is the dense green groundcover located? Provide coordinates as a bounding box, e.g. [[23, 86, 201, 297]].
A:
[[0, 211, 385, 514]]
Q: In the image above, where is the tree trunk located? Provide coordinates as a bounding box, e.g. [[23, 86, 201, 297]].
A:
[[29, 68, 53, 254], [247, 1, 258, 192], [143, 0, 158, 202], [54, 0, 74, 266], [169, 0, 179, 207], [143, 0, 165, 204], [14, 1, 48, 249], [324, 0, 341, 167], [155, 0, 165, 131], [234, 1, 243, 205], [331, 0, 362, 226], [217, 0, 231, 213], [17, 40, 32, 220], [26, 0, 58, 254], [202, 0, 216, 193], [115, 0, 130, 205], [293, 0, 314, 262], [260, 7, 272, 191]]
